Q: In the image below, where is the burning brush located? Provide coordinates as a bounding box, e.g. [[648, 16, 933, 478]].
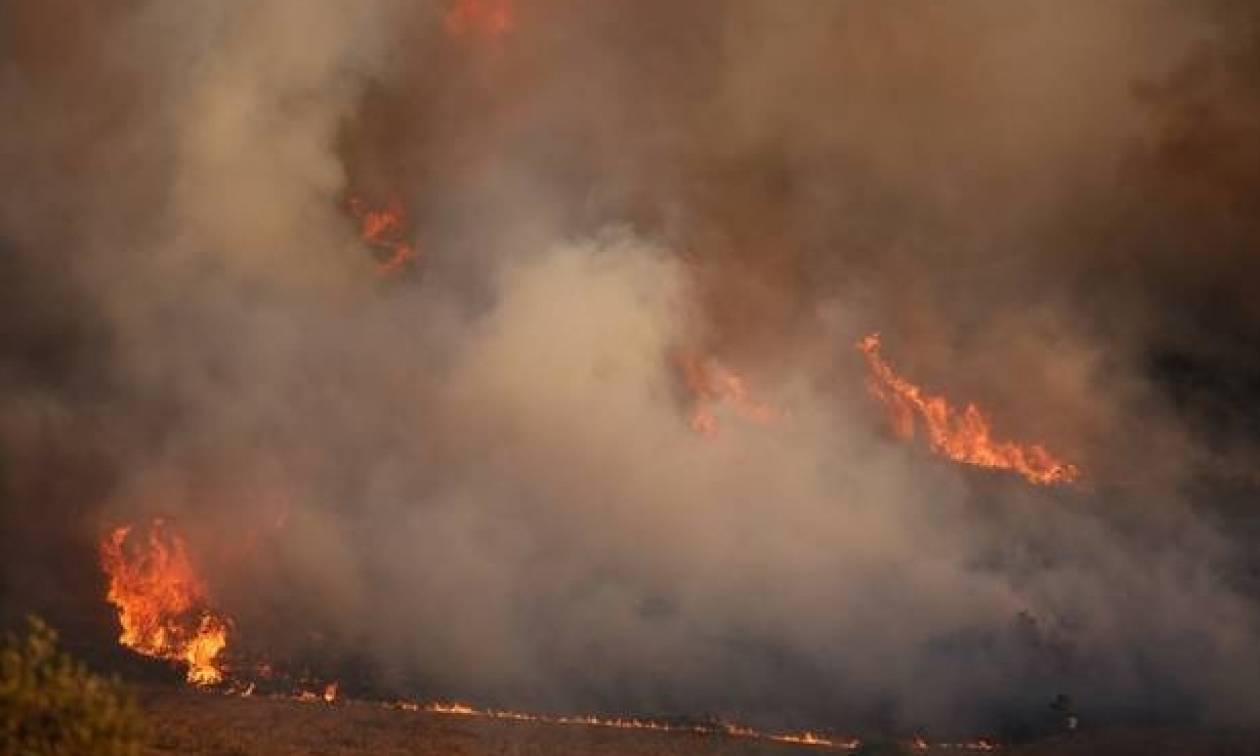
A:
[[98, 521, 1005, 751], [347, 196, 420, 276], [857, 334, 1080, 485], [99, 520, 230, 686]]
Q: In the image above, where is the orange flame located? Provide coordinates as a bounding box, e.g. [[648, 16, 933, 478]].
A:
[[99, 519, 989, 751], [99, 519, 230, 686], [856, 334, 1080, 485], [407, 700, 860, 750], [678, 353, 779, 437], [294, 683, 340, 704], [347, 197, 419, 275], [445, 0, 513, 39]]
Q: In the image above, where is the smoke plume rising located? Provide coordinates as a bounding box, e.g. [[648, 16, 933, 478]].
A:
[[3, 0, 1260, 736]]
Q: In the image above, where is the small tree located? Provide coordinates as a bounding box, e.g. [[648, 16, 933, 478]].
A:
[[0, 616, 145, 755]]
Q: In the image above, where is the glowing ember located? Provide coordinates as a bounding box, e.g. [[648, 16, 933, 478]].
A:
[[678, 353, 778, 437], [770, 732, 854, 748], [409, 699, 861, 750], [857, 334, 1080, 485], [444, 0, 513, 39], [427, 701, 477, 715], [936, 739, 999, 751], [99, 519, 230, 686], [294, 683, 340, 704], [347, 196, 419, 275]]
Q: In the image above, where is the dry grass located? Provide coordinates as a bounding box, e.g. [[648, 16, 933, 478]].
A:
[[136, 686, 825, 755], [133, 686, 1260, 756], [1003, 727, 1260, 756]]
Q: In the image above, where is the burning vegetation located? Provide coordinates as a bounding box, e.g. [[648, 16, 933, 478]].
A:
[[347, 196, 419, 275], [857, 334, 1080, 485], [100, 519, 350, 703], [8, 0, 1260, 752], [411, 700, 863, 750], [678, 352, 779, 437], [96, 517, 1006, 751], [99, 520, 230, 686]]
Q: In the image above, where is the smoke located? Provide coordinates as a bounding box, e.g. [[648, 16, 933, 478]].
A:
[[3, 0, 1260, 736]]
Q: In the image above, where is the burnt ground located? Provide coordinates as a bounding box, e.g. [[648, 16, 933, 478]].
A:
[[136, 685, 823, 756], [133, 686, 1260, 756]]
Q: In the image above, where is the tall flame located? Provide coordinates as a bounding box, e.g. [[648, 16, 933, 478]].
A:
[[856, 334, 1080, 485], [678, 353, 778, 437], [99, 519, 230, 685], [347, 196, 419, 275], [445, 0, 514, 39]]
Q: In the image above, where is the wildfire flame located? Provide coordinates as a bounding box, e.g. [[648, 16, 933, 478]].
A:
[[407, 700, 861, 750], [678, 353, 779, 437], [99, 519, 230, 686], [938, 739, 998, 751], [347, 196, 419, 275], [295, 683, 340, 704], [444, 0, 514, 39], [98, 519, 994, 751], [856, 334, 1079, 485]]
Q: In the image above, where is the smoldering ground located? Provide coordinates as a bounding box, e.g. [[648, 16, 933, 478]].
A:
[[2, 0, 1260, 737]]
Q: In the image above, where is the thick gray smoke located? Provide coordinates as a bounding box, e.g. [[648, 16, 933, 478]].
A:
[[2, 0, 1260, 736]]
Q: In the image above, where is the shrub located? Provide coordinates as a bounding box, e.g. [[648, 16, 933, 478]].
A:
[[0, 616, 145, 755]]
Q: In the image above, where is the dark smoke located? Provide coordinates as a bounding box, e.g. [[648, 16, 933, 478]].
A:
[[2, 0, 1259, 736]]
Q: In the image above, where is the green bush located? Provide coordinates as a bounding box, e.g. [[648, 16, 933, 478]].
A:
[[0, 616, 145, 755]]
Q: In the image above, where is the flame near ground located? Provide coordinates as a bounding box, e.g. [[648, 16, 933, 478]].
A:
[[5, 0, 1260, 745], [99, 515, 1004, 751], [99, 521, 230, 686]]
